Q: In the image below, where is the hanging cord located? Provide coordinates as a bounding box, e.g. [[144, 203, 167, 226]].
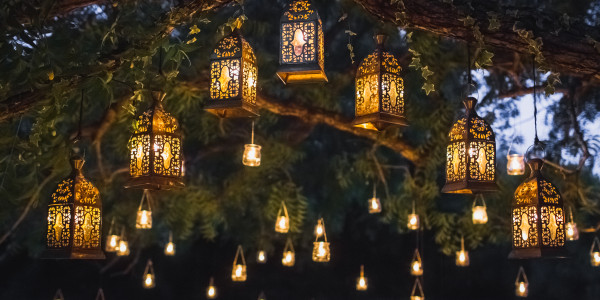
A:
[[532, 55, 539, 144], [0, 116, 23, 190], [251, 121, 255, 144], [75, 90, 84, 142], [466, 43, 472, 85]]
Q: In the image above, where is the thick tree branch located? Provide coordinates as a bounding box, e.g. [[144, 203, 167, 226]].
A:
[[497, 86, 568, 99]]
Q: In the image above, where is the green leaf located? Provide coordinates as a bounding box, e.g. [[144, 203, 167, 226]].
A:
[[422, 82, 435, 95], [475, 50, 494, 68], [409, 57, 421, 69], [421, 66, 434, 79], [487, 13, 500, 31], [458, 16, 475, 27]]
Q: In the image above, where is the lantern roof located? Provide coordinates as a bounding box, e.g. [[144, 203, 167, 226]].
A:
[[132, 92, 180, 135], [513, 158, 563, 207], [281, 0, 319, 22], [448, 97, 495, 142], [357, 35, 402, 77], [210, 30, 256, 61], [51, 154, 99, 206]]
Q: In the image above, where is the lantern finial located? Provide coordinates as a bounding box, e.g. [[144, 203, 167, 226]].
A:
[[375, 34, 387, 47]]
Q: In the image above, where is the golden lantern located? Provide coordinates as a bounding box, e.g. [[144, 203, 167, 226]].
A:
[[410, 249, 423, 276], [312, 218, 330, 262], [275, 201, 290, 233], [207, 277, 217, 299], [277, 0, 327, 84], [207, 29, 258, 118], [509, 158, 566, 259], [142, 259, 156, 289], [105, 218, 120, 252], [407, 202, 419, 230], [53, 289, 64, 300], [257, 250, 267, 263], [443, 97, 498, 194], [95, 288, 105, 300], [565, 208, 579, 241], [282, 238, 296, 267], [232, 245, 247, 281], [507, 154, 526, 175], [43, 152, 104, 259], [515, 266, 528, 297], [455, 236, 469, 267], [353, 35, 406, 131], [126, 91, 184, 190], [135, 190, 152, 229], [410, 278, 425, 300], [472, 194, 488, 224], [368, 185, 382, 214], [164, 231, 175, 256], [116, 228, 130, 256], [591, 237, 600, 267], [356, 265, 368, 291], [242, 121, 261, 166]]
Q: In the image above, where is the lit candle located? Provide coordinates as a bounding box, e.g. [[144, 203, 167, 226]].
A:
[[592, 251, 600, 267], [144, 274, 154, 288], [257, 250, 266, 263], [164, 242, 175, 256], [472, 205, 488, 224]]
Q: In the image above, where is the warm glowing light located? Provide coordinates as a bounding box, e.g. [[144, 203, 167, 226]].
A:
[[410, 249, 423, 276], [106, 234, 119, 252], [117, 240, 129, 256], [356, 265, 368, 291], [408, 213, 419, 230], [242, 144, 261, 166], [257, 250, 267, 263], [312, 218, 331, 262], [232, 245, 247, 281], [592, 252, 600, 267], [516, 281, 528, 297], [507, 154, 525, 175], [164, 242, 175, 256], [282, 251, 295, 267], [144, 274, 154, 288], [315, 223, 324, 237], [136, 210, 152, 229], [207, 286, 216, 299], [566, 208, 579, 241], [275, 202, 290, 233], [455, 248, 469, 267], [472, 206, 488, 224], [142, 260, 155, 289], [369, 197, 381, 213], [235, 265, 243, 277], [412, 261, 421, 273]]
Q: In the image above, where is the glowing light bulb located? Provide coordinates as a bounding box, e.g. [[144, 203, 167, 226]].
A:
[[371, 200, 379, 210], [407, 213, 419, 230], [207, 287, 215, 297], [285, 253, 292, 262], [459, 252, 465, 262], [518, 282, 525, 293], [522, 230, 528, 241]]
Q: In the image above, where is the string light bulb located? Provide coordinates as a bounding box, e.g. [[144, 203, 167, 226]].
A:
[[135, 189, 152, 229], [242, 121, 261, 167], [455, 236, 469, 267], [282, 238, 296, 267], [591, 237, 600, 267], [275, 201, 290, 233], [515, 266, 528, 297], [368, 184, 381, 214], [312, 218, 331, 262], [356, 265, 368, 291], [407, 201, 419, 230], [164, 231, 175, 256], [232, 245, 247, 281], [142, 259, 156, 289], [206, 277, 217, 299], [410, 249, 423, 276], [472, 194, 488, 224], [565, 208, 579, 241]]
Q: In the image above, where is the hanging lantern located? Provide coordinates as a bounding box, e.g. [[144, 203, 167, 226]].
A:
[[53, 289, 64, 300], [368, 184, 381, 214], [126, 91, 184, 190], [356, 265, 368, 291], [410, 278, 425, 300], [312, 218, 330, 262], [443, 97, 498, 194], [258, 291, 266, 300], [95, 288, 105, 300], [507, 154, 526, 176], [116, 228, 130, 256], [242, 121, 261, 166], [591, 237, 600, 267], [565, 208, 579, 241], [164, 231, 175, 256], [43, 152, 104, 259], [232, 245, 247, 281], [275, 201, 290, 233], [509, 158, 566, 259], [515, 266, 528, 297], [277, 0, 327, 84], [410, 249, 423, 276], [135, 190, 152, 229], [207, 29, 258, 118], [455, 236, 469, 267], [282, 238, 296, 267], [142, 259, 156, 289], [472, 194, 488, 224], [207, 277, 217, 299], [407, 202, 419, 230], [105, 218, 120, 252], [257, 250, 267, 263], [353, 35, 406, 131]]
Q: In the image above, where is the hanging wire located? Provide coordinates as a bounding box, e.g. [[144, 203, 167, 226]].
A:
[[251, 121, 255, 144], [466, 43, 472, 85], [532, 55, 539, 144], [75, 90, 84, 141], [0, 116, 23, 190]]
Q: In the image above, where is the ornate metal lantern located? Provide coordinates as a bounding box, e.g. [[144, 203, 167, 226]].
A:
[[275, 201, 290, 233], [509, 158, 566, 259], [207, 277, 217, 299], [277, 0, 327, 84], [472, 194, 488, 224], [282, 238, 296, 267], [455, 236, 469, 267], [207, 30, 258, 118], [442, 97, 498, 194], [368, 185, 381, 214], [565, 208, 579, 241], [312, 218, 330, 262], [164, 231, 175, 256], [356, 265, 368, 291], [353, 35, 406, 131], [43, 153, 104, 259], [410, 249, 423, 276], [232, 245, 247, 281], [591, 237, 600, 267], [135, 190, 152, 229], [127, 91, 184, 190], [410, 278, 425, 300], [142, 259, 156, 289], [515, 266, 528, 297]]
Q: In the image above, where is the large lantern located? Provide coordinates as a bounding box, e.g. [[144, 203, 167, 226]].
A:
[[277, 0, 327, 84], [353, 35, 406, 131], [442, 97, 498, 194], [126, 91, 184, 190], [207, 30, 258, 118], [509, 158, 566, 259], [43, 153, 104, 259]]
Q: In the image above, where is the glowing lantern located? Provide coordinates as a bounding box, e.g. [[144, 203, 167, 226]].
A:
[[275, 201, 290, 233], [142, 259, 155, 289], [356, 265, 368, 291], [242, 121, 261, 166], [164, 231, 175, 256], [135, 190, 152, 229], [410, 249, 423, 276], [442, 97, 498, 194], [407, 202, 419, 230], [277, 0, 327, 84], [312, 218, 330, 262], [509, 158, 566, 259], [53, 289, 64, 300], [282, 238, 296, 267], [43, 152, 104, 259], [207, 29, 258, 118], [232, 245, 247, 281], [126, 91, 184, 190], [515, 266, 528, 297], [591, 237, 600, 267], [257, 250, 267, 263], [565, 208, 579, 241], [116, 228, 130, 256], [507, 154, 525, 175], [206, 277, 217, 299], [314, 220, 324, 237], [353, 35, 406, 131], [472, 194, 488, 224], [105, 218, 120, 252], [95, 288, 105, 300], [258, 291, 266, 300], [368, 184, 381, 214], [455, 236, 469, 267], [410, 278, 425, 300]]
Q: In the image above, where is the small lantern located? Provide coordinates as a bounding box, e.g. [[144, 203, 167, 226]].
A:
[[207, 277, 217, 299], [410, 249, 423, 276], [142, 259, 156, 289], [43, 152, 104, 259], [242, 121, 261, 166], [277, 0, 327, 84], [258, 291, 266, 300], [257, 250, 267, 263], [591, 237, 600, 267], [515, 266, 528, 297], [95, 288, 105, 300], [407, 202, 419, 230], [509, 158, 566, 259], [410, 278, 425, 300], [442, 97, 498, 194], [455, 236, 469, 267], [507, 154, 525, 175], [126, 91, 184, 190], [116, 228, 130, 256], [232, 245, 247, 281], [164, 231, 175, 256], [135, 190, 152, 229], [368, 184, 382, 214], [356, 265, 368, 291], [565, 208, 579, 241], [207, 29, 258, 118], [105, 218, 120, 252], [282, 238, 296, 267], [275, 201, 290, 233], [472, 194, 488, 224], [53, 289, 64, 300], [353, 35, 406, 131], [312, 218, 330, 262]]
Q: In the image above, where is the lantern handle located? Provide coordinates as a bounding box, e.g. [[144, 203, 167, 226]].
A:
[[144, 259, 154, 275], [284, 237, 295, 252], [411, 278, 424, 297], [591, 236, 600, 254], [168, 231, 173, 243], [412, 248, 421, 262], [108, 217, 115, 235], [138, 189, 152, 211], [472, 194, 486, 208], [95, 288, 105, 300], [234, 245, 246, 266], [360, 264, 365, 277], [460, 235, 465, 251], [515, 266, 528, 285]]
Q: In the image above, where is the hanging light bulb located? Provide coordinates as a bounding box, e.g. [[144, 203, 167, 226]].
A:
[[410, 278, 425, 300], [206, 277, 217, 299], [136, 190, 152, 229], [275, 201, 290, 233], [410, 249, 423, 276], [105, 218, 120, 252], [565, 208, 579, 241], [282, 238, 296, 267], [515, 266, 528, 297], [368, 184, 381, 214], [455, 236, 469, 267], [591, 237, 600, 267], [407, 202, 419, 230], [312, 218, 331, 262], [116, 228, 130, 256], [242, 121, 261, 166], [356, 265, 368, 291], [53, 289, 64, 300], [164, 231, 175, 256], [142, 259, 156, 289], [472, 194, 488, 224], [232, 245, 247, 281], [257, 250, 267, 263]]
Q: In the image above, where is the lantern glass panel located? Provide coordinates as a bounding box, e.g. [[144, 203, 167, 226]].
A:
[[136, 210, 152, 229], [472, 205, 488, 224], [164, 242, 175, 256], [143, 260, 155, 289], [242, 144, 261, 166], [592, 251, 600, 266], [257, 250, 267, 263], [232, 264, 247, 281], [105, 234, 120, 252], [507, 154, 525, 175], [282, 250, 296, 266], [455, 250, 469, 266], [117, 240, 130, 256], [516, 282, 528, 297], [312, 241, 330, 262]]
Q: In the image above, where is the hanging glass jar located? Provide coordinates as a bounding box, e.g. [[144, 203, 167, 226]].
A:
[[232, 245, 247, 281], [105, 217, 120, 252], [410, 278, 425, 300], [142, 259, 156, 289], [356, 265, 368, 291], [275, 201, 290, 233], [257, 249, 267, 263], [312, 218, 330, 262], [515, 266, 528, 297], [507, 153, 526, 176], [207, 277, 217, 299], [410, 249, 423, 276], [242, 121, 261, 166], [565, 208, 579, 241], [282, 238, 296, 267], [368, 184, 382, 214], [407, 202, 419, 230], [135, 189, 152, 229], [164, 231, 175, 256], [116, 228, 130, 256], [472, 194, 488, 224], [591, 237, 600, 267], [455, 236, 469, 267]]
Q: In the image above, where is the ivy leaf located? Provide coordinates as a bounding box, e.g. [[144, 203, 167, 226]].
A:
[[458, 16, 475, 27], [421, 66, 434, 79], [189, 25, 201, 35], [487, 13, 500, 31], [422, 82, 435, 95], [544, 72, 561, 96], [344, 30, 357, 36], [475, 50, 494, 68], [409, 57, 421, 69]]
